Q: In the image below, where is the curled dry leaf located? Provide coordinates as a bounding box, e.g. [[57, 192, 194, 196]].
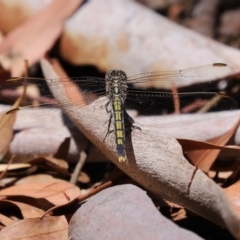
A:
[[25, 156, 70, 176], [61, 0, 240, 75], [178, 116, 240, 172], [0, 199, 45, 219], [31, 156, 68, 170], [0, 215, 68, 240], [0, 182, 81, 206], [41, 58, 240, 238]]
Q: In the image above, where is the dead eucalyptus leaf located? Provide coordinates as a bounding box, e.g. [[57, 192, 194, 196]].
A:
[[184, 117, 240, 172], [0, 0, 52, 34], [15, 174, 68, 184], [0, 182, 81, 206], [0, 199, 45, 218], [61, 0, 240, 75], [224, 181, 240, 218], [0, 163, 30, 172], [40, 58, 240, 239], [25, 156, 70, 176], [0, 215, 68, 240], [0, 111, 15, 160], [0, 0, 83, 76], [0, 213, 14, 226]]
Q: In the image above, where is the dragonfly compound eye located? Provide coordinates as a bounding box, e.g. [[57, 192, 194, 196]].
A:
[[106, 70, 127, 81]]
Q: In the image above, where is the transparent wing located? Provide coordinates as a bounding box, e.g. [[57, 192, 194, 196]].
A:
[[126, 89, 237, 127], [0, 76, 107, 135], [127, 63, 234, 90], [0, 64, 237, 136]]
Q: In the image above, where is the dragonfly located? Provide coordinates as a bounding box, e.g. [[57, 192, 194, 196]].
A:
[[0, 63, 237, 162]]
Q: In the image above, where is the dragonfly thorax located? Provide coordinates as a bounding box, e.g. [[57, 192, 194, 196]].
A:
[[105, 69, 127, 98]]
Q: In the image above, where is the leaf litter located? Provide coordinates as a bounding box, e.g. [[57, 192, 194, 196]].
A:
[[0, 0, 240, 239]]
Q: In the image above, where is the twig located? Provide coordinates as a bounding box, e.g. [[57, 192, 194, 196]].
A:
[[70, 151, 87, 184]]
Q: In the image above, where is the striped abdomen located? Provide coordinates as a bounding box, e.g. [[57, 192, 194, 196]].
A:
[[112, 94, 126, 162]]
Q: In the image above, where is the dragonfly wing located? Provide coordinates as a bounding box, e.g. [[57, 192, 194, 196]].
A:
[[127, 63, 234, 91], [126, 90, 237, 127], [0, 77, 107, 135], [0, 105, 67, 135]]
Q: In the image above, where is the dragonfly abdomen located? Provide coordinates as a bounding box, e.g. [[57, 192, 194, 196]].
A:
[[112, 94, 126, 162]]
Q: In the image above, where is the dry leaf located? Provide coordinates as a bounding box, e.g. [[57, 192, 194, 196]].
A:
[[0, 213, 14, 226], [60, 0, 240, 74], [0, 0, 52, 34], [0, 76, 28, 160], [15, 174, 68, 184], [224, 182, 240, 218], [0, 215, 68, 240], [0, 163, 30, 172], [0, 0, 83, 76], [40, 58, 240, 239], [25, 156, 70, 176], [0, 199, 45, 218], [0, 182, 81, 206], [0, 111, 15, 160], [78, 172, 90, 184], [184, 117, 240, 172]]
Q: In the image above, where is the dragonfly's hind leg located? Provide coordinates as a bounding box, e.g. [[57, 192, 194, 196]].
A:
[[125, 110, 141, 131]]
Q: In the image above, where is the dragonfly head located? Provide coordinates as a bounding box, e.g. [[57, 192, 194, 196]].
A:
[[105, 70, 127, 82]]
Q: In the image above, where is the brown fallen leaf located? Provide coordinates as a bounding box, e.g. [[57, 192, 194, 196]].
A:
[[15, 174, 68, 185], [40, 58, 240, 239], [25, 156, 70, 176], [0, 213, 14, 226], [224, 181, 240, 218], [78, 171, 90, 184], [0, 163, 31, 172], [0, 0, 83, 76], [60, 0, 240, 74], [0, 111, 15, 160], [0, 71, 28, 160], [0, 199, 45, 219], [53, 137, 71, 160], [0, 182, 81, 206], [0, 1, 51, 34], [183, 117, 240, 172], [0, 215, 68, 240]]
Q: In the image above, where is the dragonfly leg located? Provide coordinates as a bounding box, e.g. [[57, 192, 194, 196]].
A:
[[132, 125, 141, 131], [105, 100, 111, 113], [125, 110, 141, 131], [103, 111, 113, 142]]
